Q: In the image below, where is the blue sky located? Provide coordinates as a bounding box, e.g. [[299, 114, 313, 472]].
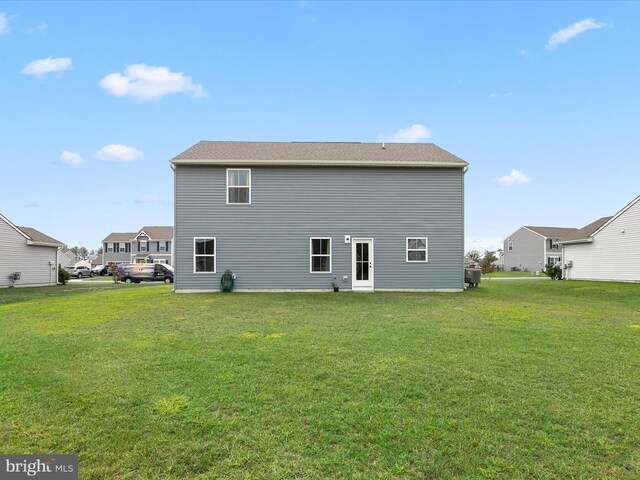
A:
[[1, 1, 638, 253]]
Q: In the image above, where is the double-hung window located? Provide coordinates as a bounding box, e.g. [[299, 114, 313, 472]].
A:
[[310, 238, 331, 273], [107, 243, 114, 253], [508, 241, 513, 251], [140, 240, 147, 252], [227, 169, 251, 204], [406, 237, 428, 262], [194, 237, 216, 273]]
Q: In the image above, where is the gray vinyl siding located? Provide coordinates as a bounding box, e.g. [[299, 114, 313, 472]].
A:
[[503, 228, 545, 272], [103, 244, 131, 264], [175, 166, 464, 291], [0, 220, 58, 287]]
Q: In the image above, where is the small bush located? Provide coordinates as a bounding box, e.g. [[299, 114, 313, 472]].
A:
[[544, 264, 562, 280], [58, 264, 71, 285]]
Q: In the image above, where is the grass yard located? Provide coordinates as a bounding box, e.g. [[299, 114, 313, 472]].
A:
[[0, 281, 638, 479], [482, 271, 545, 278]]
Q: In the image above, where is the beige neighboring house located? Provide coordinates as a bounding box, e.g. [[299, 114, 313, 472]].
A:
[[560, 195, 639, 282], [91, 253, 104, 267], [59, 248, 77, 268], [103, 226, 174, 266], [74, 259, 92, 269], [0, 213, 65, 287]]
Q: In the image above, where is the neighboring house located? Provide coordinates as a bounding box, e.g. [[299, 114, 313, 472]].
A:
[[59, 248, 77, 268], [102, 227, 174, 266], [91, 253, 104, 267], [130, 227, 174, 264], [102, 232, 135, 265], [74, 259, 92, 269], [170, 141, 468, 292], [503, 226, 579, 272], [0, 213, 65, 287], [464, 256, 480, 268], [560, 195, 639, 282]]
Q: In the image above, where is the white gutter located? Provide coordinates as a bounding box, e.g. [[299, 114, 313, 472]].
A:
[[170, 159, 469, 168], [27, 240, 65, 248], [558, 238, 593, 245]]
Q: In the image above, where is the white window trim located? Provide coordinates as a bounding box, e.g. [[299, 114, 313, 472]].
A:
[[309, 237, 332, 273], [193, 237, 216, 274], [508, 240, 513, 251], [547, 256, 561, 265], [406, 237, 428, 263], [153, 259, 167, 264], [107, 242, 114, 253], [226, 168, 252, 205], [140, 239, 148, 252]]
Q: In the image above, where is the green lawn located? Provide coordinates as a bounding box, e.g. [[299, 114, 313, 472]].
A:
[[0, 282, 638, 479], [482, 271, 545, 278]]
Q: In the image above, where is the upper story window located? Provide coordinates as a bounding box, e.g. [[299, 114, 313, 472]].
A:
[[508, 241, 513, 251], [310, 238, 331, 273], [140, 240, 147, 252], [107, 242, 114, 253], [227, 169, 251, 204], [549, 239, 559, 250], [406, 237, 428, 262], [159, 241, 167, 252]]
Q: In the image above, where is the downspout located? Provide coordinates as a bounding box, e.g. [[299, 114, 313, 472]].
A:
[[462, 166, 468, 289], [171, 162, 176, 292]]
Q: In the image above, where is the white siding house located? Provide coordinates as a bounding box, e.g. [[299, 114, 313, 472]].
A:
[[561, 195, 640, 282], [0, 213, 65, 287]]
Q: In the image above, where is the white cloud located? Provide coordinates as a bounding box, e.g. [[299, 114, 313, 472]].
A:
[[546, 19, 608, 51], [465, 236, 504, 254], [96, 144, 143, 162], [488, 92, 514, 98], [495, 169, 531, 186], [59, 150, 85, 166], [25, 22, 47, 34], [21, 57, 72, 76], [99, 64, 207, 101], [0, 12, 10, 35], [388, 124, 432, 143]]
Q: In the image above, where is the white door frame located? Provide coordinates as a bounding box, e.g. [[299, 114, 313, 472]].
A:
[[351, 238, 374, 291]]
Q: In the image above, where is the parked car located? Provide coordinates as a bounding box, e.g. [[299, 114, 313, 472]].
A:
[[117, 263, 174, 284], [91, 265, 104, 275], [67, 265, 93, 278], [98, 264, 113, 276]]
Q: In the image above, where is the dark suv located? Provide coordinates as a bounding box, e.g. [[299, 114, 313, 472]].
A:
[[117, 263, 174, 284]]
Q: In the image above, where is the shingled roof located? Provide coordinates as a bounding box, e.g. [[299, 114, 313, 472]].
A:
[[103, 232, 136, 242], [558, 216, 613, 243], [524, 226, 579, 240], [171, 141, 468, 168], [136, 226, 174, 239], [18, 226, 65, 247]]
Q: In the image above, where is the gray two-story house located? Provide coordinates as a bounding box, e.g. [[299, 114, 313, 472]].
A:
[[171, 141, 468, 292], [103, 226, 174, 266], [503, 226, 581, 272]]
